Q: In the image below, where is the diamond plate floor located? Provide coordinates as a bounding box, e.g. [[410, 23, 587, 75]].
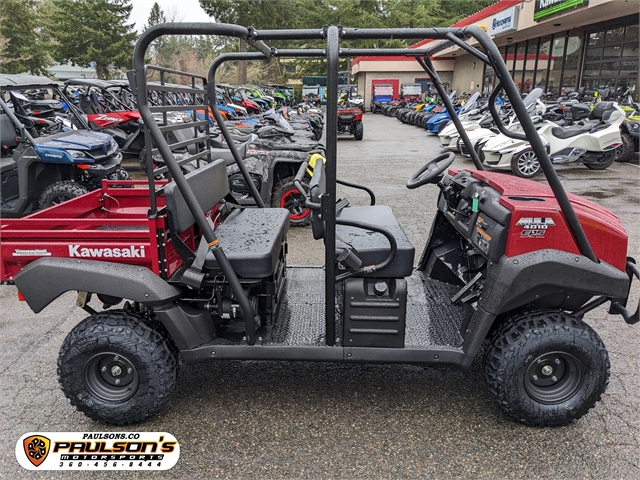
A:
[[269, 268, 328, 346], [270, 267, 472, 348]]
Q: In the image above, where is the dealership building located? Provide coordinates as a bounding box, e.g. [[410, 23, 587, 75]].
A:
[[352, 0, 639, 106]]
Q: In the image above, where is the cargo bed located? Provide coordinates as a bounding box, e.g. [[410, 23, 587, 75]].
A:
[[0, 180, 192, 282]]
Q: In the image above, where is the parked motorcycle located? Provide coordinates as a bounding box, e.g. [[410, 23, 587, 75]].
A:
[[481, 101, 625, 177]]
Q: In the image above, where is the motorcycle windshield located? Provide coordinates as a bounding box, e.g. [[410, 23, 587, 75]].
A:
[[459, 92, 481, 114], [523, 88, 543, 114], [264, 109, 295, 134]]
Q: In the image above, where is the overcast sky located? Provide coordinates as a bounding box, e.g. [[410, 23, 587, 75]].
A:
[[130, 0, 211, 31]]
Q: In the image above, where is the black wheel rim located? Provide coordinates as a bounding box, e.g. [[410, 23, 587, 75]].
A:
[[51, 195, 72, 205], [524, 351, 583, 405], [83, 352, 139, 403], [597, 150, 614, 165]]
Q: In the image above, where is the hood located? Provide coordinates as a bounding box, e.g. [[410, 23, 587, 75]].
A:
[[32, 130, 118, 164], [36, 130, 115, 151]]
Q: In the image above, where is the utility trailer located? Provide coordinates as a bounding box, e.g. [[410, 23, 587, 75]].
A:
[[9, 23, 640, 428]]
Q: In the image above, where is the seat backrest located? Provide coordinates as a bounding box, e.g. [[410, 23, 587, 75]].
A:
[[79, 95, 94, 114], [0, 114, 19, 149], [89, 92, 105, 113], [308, 160, 326, 240], [589, 101, 616, 121], [164, 159, 229, 234]]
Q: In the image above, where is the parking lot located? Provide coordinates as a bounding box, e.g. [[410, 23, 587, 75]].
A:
[[1, 112, 639, 479]]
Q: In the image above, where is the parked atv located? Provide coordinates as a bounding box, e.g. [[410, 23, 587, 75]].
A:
[[1, 78, 125, 216], [337, 106, 364, 140], [223, 113, 326, 226]]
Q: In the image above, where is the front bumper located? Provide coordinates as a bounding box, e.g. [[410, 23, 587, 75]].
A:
[[84, 153, 123, 178], [610, 258, 639, 325]]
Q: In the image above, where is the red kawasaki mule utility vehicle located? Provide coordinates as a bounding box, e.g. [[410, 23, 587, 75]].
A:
[[4, 24, 638, 427]]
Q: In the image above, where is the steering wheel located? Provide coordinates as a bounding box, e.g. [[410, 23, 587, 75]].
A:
[[406, 152, 455, 189]]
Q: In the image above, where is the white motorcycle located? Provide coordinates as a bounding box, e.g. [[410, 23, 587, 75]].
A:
[[460, 88, 546, 157], [480, 101, 625, 178], [438, 92, 483, 150]]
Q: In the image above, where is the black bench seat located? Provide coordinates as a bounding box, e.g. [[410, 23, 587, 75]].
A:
[[205, 208, 289, 278], [164, 159, 289, 280], [336, 205, 415, 278]]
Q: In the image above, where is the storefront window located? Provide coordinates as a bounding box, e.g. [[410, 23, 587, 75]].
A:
[[588, 31, 604, 46], [584, 65, 600, 78], [622, 43, 637, 58], [522, 41, 537, 93], [606, 27, 625, 43], [547, 35, 565, 96], [620, 59, 638, 72], [560, 35, 581, 94], [585, 44, 602, 63], [513, 43, 526, 91], [601, 61, 620, 78], [535, 36, 551, 91], [489, 17, 637, 100], [603, 46, 621, 59]]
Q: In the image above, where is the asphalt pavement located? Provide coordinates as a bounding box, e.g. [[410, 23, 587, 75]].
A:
[[1, 112, 639, 479]]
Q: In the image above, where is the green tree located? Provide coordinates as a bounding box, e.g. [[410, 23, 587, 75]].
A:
[[49, 0, 137, 79], [145, 1, 166, 29], [199, 0, 324, 82], [440, 0, 494, 24], [197, 0, 494, 80], [0, 0, 52, 75]]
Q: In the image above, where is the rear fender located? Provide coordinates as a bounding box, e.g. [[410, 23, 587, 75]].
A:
[[268, 158, 305, 196], [14, 258, 181, 313]]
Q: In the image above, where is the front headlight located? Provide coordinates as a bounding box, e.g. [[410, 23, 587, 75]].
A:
[[67, 150, 87, 159]]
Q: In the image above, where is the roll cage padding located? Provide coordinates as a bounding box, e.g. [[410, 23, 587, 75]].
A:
[[14, 258, 182, 313]]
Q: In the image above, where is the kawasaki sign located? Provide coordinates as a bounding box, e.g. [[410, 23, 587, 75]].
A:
[[534, 0, 588, 21]]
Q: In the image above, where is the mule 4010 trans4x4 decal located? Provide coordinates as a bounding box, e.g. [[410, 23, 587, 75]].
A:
[[516, 217, 556, 237]]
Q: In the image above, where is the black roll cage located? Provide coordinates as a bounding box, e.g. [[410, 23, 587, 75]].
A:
[[131, 23, 599, 347]]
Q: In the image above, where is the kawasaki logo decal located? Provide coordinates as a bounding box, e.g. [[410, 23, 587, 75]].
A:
[[68, 245, 146, 258], [534, 0, 587, 21]]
